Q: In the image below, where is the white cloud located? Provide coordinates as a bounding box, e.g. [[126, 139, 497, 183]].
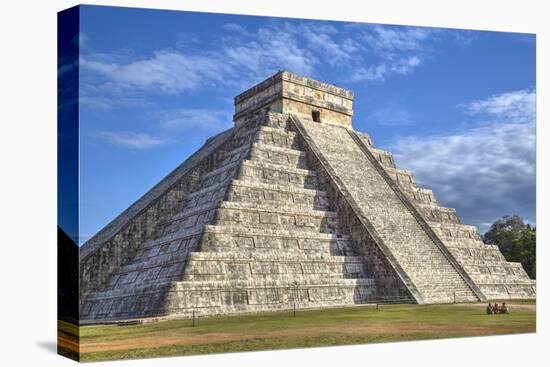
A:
[[451, 30, 476, 46], [388, 89, 536, 232], [79, 22, 467, 107], [391, 56, 421, 74], [81, 50, 230, 93], [97, 131, 167, 149], [80, 22, 322, 101], [223, 24, 318, 77], [93, 109, 231, 150], [79, 95, 154, 110], [349, 64, 387, 82], [156, 108, 233, 132], [222, 23, 252, 36], [349, 56, 421, 82], [362, 26, 434, 52], [465, 88, 535, 123], [299, 24, 352, 64], [348, 25, 434, 83]]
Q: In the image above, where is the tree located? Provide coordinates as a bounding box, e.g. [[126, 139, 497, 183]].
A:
[[511, 225, 536, 279], [483, 215, 536, 279]]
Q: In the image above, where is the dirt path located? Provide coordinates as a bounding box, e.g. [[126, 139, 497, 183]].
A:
[[80, 321, 521, 353]]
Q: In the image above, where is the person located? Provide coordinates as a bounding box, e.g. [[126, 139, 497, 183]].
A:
[[493, 303, 500, 314], [486, 303, 494, 315], [500, 302, 508, 314]]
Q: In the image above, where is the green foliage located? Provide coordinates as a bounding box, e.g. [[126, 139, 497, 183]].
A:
[[483, 215, 536, 279]]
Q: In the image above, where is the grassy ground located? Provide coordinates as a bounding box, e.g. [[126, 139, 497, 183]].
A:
[[60, 300, 536, 362]]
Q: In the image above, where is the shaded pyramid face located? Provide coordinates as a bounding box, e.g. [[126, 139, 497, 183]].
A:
[[80, 72, 535, 324], [293, 117, 535, 305], [80, 112, 385, 323]]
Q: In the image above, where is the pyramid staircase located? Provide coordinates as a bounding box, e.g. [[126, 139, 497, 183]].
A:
[[354, 133, 536, 300], [293, 117, 480, 304]]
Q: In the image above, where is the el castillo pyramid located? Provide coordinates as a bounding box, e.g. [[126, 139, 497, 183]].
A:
[[79, 71, 535, 323]]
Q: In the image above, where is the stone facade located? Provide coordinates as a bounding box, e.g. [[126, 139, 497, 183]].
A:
[[234, 71, 353, 128], [80, 71, 535, 324]]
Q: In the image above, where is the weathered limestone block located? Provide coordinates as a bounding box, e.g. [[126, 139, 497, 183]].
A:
[[400, 187, 438, 205], [238, 161, 319, 189], [256, 126, 302, 150], [200, 226, 353, 256], [415, 204, 461, 224], [234, 71, 353, 128], [249, 143, 308, 169]]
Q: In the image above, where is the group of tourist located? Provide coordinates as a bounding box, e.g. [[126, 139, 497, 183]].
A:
[[486, 302, 508, 315]]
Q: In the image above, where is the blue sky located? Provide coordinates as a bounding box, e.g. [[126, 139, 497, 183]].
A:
[[77, 5, 536, 244]]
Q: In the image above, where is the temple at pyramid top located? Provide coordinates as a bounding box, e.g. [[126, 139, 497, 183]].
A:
[[234, 71, 354, 128]]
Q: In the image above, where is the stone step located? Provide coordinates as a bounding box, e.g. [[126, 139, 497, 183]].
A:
[[420, 293, 479, 303], [465, 265, 529, 278], [477, 281, 536, 288], [238, 159, 319, 189], [118, 251, 191, 273], [84, 276, 376, 303], [131, 275, 378, 295], [203, 224, 351, 240], [214, 201, 343, 234], [183, 273, 368, 282], [125, 243, 363, 281], [226, 179, 329, 210], [200, 227, 354, 256], [156, 205, 217, 238], [472, 276, 535, 286], [81, 277, 380, 321], [479, 284, 536, 300], [161, 157, 330, 235], [131, 228, 372, 269], [201, 160, 241, 189], [217, 143, 251, 167], [168, 278, 378, 310], [174, 181, 228, 218], [438, 238, 488, 249], [197, 126, 257, 179], [455, 258, 512, 267], [112, 251, 365, 295], [187, 251, 365, 263], [383, 166, 417, 187], [414, 203, 461, 224], [399, 260, 457, 267], [132, 230, 203, 254], [249, 142, 308, 169], [429, 222, 482, 241], [401, 186, 438, 205], [255, 125, 302, 150], [369, 148, 396, 169], [160, 146, 321, 234], [449, 247, 505, 260], [263, 111, 291, 129]]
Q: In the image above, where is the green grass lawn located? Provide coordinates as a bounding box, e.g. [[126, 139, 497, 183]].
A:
[[62, 301, 535, 362]]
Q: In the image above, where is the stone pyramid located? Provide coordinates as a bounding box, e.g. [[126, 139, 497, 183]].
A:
[[80, 71, 535, 323]]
